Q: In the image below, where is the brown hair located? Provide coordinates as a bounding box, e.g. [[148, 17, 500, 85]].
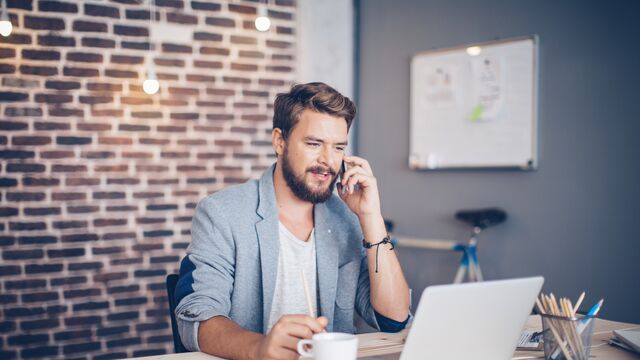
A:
[[273, 82, 356, 139]]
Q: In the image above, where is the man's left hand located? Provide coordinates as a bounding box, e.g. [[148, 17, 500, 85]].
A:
[[337, 155, 382, 218]]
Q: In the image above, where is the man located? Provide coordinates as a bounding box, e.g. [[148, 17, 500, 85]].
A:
[[175, 82, 410, 360]]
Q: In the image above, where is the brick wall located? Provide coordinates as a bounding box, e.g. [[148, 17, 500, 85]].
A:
[[0, 0, 296, 359]]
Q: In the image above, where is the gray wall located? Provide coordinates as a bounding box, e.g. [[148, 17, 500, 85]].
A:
[[357, 0, 640, 323]]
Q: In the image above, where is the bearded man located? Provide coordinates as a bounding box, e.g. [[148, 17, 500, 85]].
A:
[[175, 82, 410, 360]]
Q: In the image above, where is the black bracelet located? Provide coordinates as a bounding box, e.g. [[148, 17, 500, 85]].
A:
[[362, 235, 394, 273]]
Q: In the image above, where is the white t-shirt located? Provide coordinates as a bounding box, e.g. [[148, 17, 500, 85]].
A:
[[267, 222, 317, 332]]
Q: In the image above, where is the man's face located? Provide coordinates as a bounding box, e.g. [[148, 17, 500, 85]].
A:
[[279, 109, 348, 204]]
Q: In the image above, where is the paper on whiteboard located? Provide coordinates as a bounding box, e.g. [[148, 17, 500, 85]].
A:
[[419, 65, 460, 109], [470, 56, 505, 121]]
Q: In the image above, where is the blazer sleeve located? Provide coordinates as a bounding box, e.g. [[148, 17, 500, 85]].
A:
[[174, 196, 236, 351]]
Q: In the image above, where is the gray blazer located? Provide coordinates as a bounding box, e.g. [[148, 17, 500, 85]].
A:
[[175, 164, 379, 351]]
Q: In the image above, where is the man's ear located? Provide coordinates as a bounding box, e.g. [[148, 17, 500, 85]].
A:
[[272, 128, 285, 156]]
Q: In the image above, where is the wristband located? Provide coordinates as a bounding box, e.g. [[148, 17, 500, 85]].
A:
[[362, 235, 394, 272]]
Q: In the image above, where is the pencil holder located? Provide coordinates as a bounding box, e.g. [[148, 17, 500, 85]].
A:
[[541, 314, 596, 360]]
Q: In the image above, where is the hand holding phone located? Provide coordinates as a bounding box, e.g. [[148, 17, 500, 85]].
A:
[[336, 156, 383, 217]]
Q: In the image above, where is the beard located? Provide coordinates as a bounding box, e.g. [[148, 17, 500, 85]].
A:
[[281, 147, 338, 204]]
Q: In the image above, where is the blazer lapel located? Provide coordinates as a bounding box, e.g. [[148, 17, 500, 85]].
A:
[[256, 165, 280, 333], [314, 203, 339, 330]]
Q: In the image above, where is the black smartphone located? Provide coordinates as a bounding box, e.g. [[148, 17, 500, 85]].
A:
[[338, 160, 347, 193]]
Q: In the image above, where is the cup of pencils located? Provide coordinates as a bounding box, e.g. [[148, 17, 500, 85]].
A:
[[536, 293, 602, 360]]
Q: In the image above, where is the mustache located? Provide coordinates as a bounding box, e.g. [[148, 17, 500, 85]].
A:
[[307, 166, 337, 176]]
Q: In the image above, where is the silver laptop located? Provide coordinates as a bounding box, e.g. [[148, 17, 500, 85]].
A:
[[400, 277, 544, 360]]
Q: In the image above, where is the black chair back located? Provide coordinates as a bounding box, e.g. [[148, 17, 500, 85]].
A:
[[166, 274, 189, 353]]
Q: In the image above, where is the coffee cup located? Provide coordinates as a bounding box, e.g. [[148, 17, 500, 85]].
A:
[[297, 332, 358, 360]]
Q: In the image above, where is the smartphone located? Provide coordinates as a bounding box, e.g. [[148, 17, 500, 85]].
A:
[[338, 160, 347, 193]]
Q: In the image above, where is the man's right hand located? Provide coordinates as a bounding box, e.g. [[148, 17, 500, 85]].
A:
[[252, 315, 328, 360]]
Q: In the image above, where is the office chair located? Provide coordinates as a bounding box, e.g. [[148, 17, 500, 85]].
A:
[[166, 274, 189, 353]]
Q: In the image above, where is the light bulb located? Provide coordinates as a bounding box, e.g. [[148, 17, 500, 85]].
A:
[[255, 16, 271, 32], [143, 78, 159, 94], [143, 64, 159, 95], [0, 20, 12, 37], [466, 46, 482, 56], [255, 7, 270, 32]]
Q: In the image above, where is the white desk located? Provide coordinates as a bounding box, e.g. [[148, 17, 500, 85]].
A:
[[133, 316, 640, 360]]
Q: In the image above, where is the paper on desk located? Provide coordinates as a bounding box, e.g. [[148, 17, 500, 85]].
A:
[[611, 329, 640, 354]]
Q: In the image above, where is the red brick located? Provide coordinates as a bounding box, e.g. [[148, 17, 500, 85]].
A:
[[200, 46, 230, 56], [167, 12, 197, 24], [205, 17, 234, 27], [228, 4, 256, 14], [67, 52, 103, 63], [12, 136, 52, 146]]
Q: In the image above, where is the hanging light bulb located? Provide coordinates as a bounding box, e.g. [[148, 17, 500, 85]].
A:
[[143, 0, 159, 95], [0, 18, 11, 37], [0, 0, 13, 37], [143, 77, 159, 94], [255, 6, 271, 32], [143, 62, 159, 95]]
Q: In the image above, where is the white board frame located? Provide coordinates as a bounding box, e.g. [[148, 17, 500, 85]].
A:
[[409, 36, 539, 170]]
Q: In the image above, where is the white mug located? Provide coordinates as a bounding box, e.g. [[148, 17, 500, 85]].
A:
[[297, 332, 358, 360]]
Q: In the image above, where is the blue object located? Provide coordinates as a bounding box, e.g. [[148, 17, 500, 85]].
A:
[[586, 301, 602, 316], [166, 274, 190, 353], [374, 310, 410, 333]]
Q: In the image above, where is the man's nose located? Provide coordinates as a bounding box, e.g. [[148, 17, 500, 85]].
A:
[[318, 145, 338, 169]]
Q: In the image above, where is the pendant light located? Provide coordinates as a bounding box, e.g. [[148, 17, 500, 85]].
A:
[[0, 0, 13, 37], [143, 62, 160, 95], [255, 0, 271, 32], [143, 0, 159, 94]]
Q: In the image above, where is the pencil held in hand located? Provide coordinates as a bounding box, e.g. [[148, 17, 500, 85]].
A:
[[301, 269, 315, 318]]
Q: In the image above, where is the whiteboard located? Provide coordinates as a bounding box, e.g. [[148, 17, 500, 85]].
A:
[[410, 36, 538, 170]]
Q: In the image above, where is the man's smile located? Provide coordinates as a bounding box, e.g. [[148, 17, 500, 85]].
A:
[[308, 167, 336, 183]]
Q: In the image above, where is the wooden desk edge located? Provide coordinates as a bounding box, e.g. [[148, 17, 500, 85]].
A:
[[129, 316, 640, 360]]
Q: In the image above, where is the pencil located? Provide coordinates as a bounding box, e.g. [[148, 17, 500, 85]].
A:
[[562, 298, 584, 359], [301, 269, 315, 318], [535, 297, 546, 315], [549, 323, 574, 360], [573, 292, 585, 314]]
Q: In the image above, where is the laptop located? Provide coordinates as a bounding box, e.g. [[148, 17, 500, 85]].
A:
[[400, 276, 544, 360]]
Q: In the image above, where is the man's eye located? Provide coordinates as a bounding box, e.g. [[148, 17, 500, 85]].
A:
[[335, 146, 345, 152], [307, 142, 320, 148]]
